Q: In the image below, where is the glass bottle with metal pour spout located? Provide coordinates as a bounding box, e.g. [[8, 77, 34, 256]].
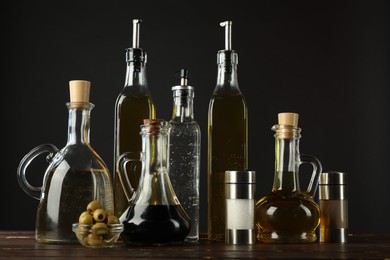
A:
[[17, 80, 114, 244], [114, 19, 156, 217], [208, 21, 248, 241], [118, 119, 190, 245], [255, 112, 321, 243], [169, 69, 201, 242]]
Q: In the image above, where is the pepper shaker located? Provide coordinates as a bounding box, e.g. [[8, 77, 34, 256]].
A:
[[225, 170, 256, 244], [319, 171, 348, 243]]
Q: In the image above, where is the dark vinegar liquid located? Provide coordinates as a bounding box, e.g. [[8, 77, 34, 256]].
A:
[[122, 204, 191, 245]]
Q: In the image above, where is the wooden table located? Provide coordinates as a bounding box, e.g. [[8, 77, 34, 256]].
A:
[[1, 231, 390, 259]]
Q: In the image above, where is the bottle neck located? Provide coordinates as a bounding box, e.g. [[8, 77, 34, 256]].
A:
[[66, 103, 93, 145], [215, 50, 240, 93], [171, 95, 194, 122], [272, 133, 301, 193], [137, 127, 177, 205], [143, 132, 168, 174], [124, 48, 149, 92], [125, 61, 148, 88]]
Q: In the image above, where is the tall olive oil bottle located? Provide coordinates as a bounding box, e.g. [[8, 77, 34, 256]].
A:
[[114, 19, 156, 217], [208, 21, 248, 241]]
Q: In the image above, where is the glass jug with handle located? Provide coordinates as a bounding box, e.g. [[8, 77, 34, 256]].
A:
[[16, 80, 114, 244], [255, 112, 322, 243], [117, 119, 190, 245]]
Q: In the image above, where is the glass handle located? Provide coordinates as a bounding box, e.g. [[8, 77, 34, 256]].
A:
[[300, 154, 322, 197], [116, 152, 142, 202], [16, 143, 59, 200]]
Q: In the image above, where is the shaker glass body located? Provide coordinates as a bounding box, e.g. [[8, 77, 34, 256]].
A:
[[169, 85, 201, 242], [208, 50, 248, 241], [113, 48, 156, 217]]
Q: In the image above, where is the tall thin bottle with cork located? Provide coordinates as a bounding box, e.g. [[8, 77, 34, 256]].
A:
[[114, 19, 156, 217], [208, 21, 248, 241]]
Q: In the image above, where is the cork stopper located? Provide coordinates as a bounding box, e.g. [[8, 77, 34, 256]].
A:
[[142, 119, 167, 134], [69, 80, 91, 108], [278, 112, 299, 126], [274, 112, 300, 139]]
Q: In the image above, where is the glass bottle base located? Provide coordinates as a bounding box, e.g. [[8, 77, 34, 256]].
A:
[[257, 231, 317, 243], [36, 235, 79, 244], [185, 236, 199, 243]]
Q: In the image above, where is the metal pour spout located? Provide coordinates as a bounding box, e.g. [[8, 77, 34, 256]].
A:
[[220, 21, 232, 50], [132, 19, 142, 48]]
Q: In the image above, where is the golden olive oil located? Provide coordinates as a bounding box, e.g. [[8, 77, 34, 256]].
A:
[[114, 94, 155, 217], [208, 93, 248, 240], [256, 188, 320, 243]]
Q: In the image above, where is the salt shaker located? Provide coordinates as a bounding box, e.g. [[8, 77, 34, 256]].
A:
[[319, 171, 348, 243], [225, 170, 256, 244]]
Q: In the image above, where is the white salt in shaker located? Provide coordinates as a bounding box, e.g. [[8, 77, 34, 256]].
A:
[[225, 170, 256, 244]]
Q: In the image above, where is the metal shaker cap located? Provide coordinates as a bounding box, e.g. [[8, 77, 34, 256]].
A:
[[320, 171, 347, 185], [225, 171, 256, 184], [319, 172, 348, 200]]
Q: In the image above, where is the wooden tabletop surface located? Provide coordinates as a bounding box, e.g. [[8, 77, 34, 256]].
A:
[[1, 231, 390, 259]]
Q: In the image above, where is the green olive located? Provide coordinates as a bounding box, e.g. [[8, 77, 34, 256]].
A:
[[78, 211, 93, 224], [106, 215, 120, 225], [93, 209, 106, 222], [87, 233, 103, 246], [75, 231, 86, 239], [87, 200, 101, 214], [91, 222, 108, 235]]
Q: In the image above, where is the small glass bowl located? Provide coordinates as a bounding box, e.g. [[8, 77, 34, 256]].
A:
[[72, 223, 124, 248]]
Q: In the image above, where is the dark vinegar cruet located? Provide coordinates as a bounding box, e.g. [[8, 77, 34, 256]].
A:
[[118, 119, 190, 245]]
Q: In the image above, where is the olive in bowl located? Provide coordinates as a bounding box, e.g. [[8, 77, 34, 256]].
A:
[[73, 200, 123, 248], [72, 223, 123, 248]]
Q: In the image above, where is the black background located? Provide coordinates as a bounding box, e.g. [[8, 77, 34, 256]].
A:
[[3, 0, 390, 233]]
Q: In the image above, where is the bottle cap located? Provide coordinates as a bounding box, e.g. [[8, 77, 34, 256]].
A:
[[141, 119, 168, 134], [126, 19, 147, 63], [278, 112, 299, 126], [319, 171, 348, 200], [320, 171, 347, 185], [217, 21, 238, 65], [274, 112, 301, 139], [225, 170, 256, 200], [172, 69, 194, 96], [69, 80, 91, 108], [225, 171, 256, 184]]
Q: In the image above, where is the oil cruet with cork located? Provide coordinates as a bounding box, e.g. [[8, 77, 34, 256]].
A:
[[17, 80, 114, 244], [255, 112, 322, 243], [118, 119, 191, 245]]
